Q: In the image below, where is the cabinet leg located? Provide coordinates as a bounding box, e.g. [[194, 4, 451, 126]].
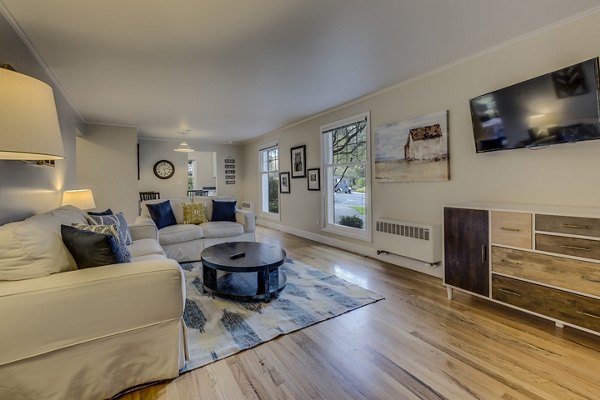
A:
[[555, 321, 564, 329], [446, 286, 453, 300]]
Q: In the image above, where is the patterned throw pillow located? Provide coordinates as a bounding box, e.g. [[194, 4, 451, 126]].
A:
[[183, 203, 208, 224], [87, 212, 132, 245], [72, 223, 131, 262]]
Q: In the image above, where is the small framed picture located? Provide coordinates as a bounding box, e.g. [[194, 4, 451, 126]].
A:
[[307, 168, 320, 191], [279, 172, 290, 193], [290, 145, 306, 178]]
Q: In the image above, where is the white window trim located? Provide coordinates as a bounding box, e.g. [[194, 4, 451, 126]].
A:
[[320, 111, 372, 242], [258, 141, 281, 222]]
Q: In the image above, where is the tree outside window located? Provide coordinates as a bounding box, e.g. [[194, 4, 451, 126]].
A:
[[260, 145, 279, 215], [322, 113, 370, 240]]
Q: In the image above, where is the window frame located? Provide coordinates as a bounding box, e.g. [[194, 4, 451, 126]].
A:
[[258, 141, 281, 222], [320, 111, 372, 241]]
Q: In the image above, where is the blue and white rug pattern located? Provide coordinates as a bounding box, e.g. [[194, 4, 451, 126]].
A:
[[180, 258, 384, 372]]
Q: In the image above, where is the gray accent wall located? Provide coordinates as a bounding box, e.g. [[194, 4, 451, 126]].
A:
[[0, 12, 83, 224]]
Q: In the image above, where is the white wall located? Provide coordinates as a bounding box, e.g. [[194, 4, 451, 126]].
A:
[[76, 124, 138, 220], [242, 10, 600, 275], [190, 151, 216, 189], [0, 12, 82, 224], [138, 139, 244, 202]]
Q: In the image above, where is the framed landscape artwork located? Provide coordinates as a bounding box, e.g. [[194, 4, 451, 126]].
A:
[[279, 172, 290, 193], [290, 145, 306, 178], [307, 168, 320, 191], [374, 110, 449, 183]]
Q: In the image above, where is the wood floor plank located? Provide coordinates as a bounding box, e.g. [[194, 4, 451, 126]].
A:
[[120, 226, 600, 400]]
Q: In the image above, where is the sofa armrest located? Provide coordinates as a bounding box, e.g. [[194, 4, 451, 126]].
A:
[[130, 216, 158, 241], [0, 259, 184, 367], [235, 209, 256, 233]]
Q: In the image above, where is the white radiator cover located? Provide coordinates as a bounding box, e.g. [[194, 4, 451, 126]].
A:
[[374, 218, 442, 264]]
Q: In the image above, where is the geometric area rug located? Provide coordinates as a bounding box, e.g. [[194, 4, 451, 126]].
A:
[[179, 258, 384, 373]]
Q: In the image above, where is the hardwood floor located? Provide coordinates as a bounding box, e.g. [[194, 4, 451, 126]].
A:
[[121, 226, 600, 400]]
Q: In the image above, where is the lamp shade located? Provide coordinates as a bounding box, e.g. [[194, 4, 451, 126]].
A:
[[62, 189, 96, 210], [174, 140, 194, 152], [0, 67, 64, 160]]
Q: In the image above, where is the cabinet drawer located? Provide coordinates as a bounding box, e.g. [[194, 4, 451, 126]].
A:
[[491, 211, 532, 248], [491, 246, 600, 296], [536, 214, 600, 238], [492, 274, 600, 332], [536, 234, 600, 260]]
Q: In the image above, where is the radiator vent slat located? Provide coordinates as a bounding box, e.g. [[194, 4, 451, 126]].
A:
[[376, 221, 430, 241]]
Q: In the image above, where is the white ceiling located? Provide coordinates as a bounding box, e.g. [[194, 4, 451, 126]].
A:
[[2, 0, 600, 143]]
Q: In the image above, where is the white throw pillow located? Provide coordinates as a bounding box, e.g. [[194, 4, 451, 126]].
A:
[[0, 221, 76, 281]]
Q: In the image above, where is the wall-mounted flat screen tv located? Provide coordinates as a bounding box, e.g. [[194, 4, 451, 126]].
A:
[[470, 58, 600, 153]]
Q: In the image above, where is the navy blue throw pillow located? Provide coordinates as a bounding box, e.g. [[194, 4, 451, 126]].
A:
[[211, 200, 237, 222], [146, 200, 177, 229], [87, 208, 113, 216], [61, 225, 128, 269]]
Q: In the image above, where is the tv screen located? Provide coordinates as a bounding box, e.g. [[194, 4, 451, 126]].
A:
[[470, 58, 600, 153]]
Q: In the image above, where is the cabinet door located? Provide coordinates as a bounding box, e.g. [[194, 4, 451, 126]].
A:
[[444, 207, 490, 296]]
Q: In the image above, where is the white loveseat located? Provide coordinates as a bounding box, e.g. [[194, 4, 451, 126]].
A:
[[0, 206, 187, 400], [138, 197, 256, 262]]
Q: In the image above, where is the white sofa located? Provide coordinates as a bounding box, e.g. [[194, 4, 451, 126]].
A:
[[0, 206, 187, 400], [138, 197, 256, 262]]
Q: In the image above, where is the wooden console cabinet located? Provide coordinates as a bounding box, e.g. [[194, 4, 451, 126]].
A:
[[444, 203, 600, 336]]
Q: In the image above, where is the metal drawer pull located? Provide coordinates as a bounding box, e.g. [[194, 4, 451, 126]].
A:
[[576, 310, 600, 319], [499, 288, 522, 297], [561, 245, 591, 251], [500, 227, 521, 232], [562, 223, 592, 230]]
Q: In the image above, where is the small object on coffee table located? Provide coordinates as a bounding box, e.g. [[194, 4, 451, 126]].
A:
[[229, 252, 245, 260], [201, 242, 287, 302]]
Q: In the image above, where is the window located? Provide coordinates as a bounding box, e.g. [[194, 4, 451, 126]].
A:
[[187, 159, 195, 190], [321, 112, 371, 240], [259, 144, 279, 218]]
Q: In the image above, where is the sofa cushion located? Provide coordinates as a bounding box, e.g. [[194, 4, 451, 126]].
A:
[[200, 221, 244, 238], [158, 224, 204, 245], [146, 201, 177, 229], [61, 225, 129, 268], [26, 205, 89, 233], [71, 223, 132, 263], [128, 238, 166, 258], [211, 200, 237, 222], [88, 212, 133, 245], [182, 203, 208, 224], [0, 221, 75, 280]]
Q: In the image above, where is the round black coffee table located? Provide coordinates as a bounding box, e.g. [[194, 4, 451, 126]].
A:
[[201, 242, 287, 302]]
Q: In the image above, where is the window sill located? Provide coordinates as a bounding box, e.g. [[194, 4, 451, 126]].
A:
[[322, 224, 371, 242], [259, 211, 281, 223]]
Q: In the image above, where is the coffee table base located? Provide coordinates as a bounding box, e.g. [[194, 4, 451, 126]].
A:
[[203, 268, 287, 302]]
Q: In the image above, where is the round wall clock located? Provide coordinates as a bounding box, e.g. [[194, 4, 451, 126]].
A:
[[153, 160, 175, 179]]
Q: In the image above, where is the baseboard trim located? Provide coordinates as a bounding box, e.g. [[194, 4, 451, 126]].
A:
[[257, 219, 442, 279]]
